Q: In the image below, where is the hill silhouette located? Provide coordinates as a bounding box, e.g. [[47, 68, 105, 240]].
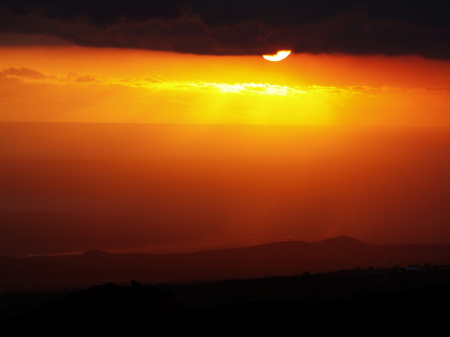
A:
[[2, 236, 450, 289], [4, 273, 450, 335]]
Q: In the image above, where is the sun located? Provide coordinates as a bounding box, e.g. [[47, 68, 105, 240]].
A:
[[262, 50, 292, 62]]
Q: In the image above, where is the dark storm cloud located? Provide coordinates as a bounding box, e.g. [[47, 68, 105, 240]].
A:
[[1, 0, 450, 58]]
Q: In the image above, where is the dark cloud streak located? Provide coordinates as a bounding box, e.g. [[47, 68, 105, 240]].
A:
[[1, 0, 450, 59]]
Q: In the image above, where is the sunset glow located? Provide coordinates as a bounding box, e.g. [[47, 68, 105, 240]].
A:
[[4, 4, 450, 333], [2, 47, 450, 127], [2, 1, 450, 259]]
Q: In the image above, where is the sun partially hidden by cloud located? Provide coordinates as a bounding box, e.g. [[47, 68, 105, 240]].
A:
[[263, 50, 291, 62], [1, 46, 450, 126], [2, 2, 450, 60]]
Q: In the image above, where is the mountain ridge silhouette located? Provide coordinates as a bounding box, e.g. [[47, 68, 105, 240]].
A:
[[2, 236, 450, 285]]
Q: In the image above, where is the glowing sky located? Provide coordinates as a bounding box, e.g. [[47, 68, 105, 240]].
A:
[[2, 1, 450, 256], [1, 46, 450, 126]]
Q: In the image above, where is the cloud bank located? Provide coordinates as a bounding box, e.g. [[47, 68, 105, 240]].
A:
[[2, 1, 450, 59]]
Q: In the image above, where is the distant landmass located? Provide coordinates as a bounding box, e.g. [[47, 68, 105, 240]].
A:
[[2, 236, 450, 290]]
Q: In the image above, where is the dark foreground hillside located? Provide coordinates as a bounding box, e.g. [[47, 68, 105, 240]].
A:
[[3, 268, 450, 335], [3, 236, 450, 288]]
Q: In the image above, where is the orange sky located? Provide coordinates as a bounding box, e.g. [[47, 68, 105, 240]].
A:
[[2, 122, 450, 256], [2, 46, 450, 256], [2, 46, 450, 126]]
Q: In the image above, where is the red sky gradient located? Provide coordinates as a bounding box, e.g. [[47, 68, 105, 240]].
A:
[[1, 121, 450, 256], [1, 43, 450, 255]]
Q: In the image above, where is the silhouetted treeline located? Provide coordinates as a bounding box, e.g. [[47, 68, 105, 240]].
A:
[[3, 268, 450, 335]]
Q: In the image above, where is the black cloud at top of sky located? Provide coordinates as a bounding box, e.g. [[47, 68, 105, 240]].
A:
[[1, 0, 450, 59]]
